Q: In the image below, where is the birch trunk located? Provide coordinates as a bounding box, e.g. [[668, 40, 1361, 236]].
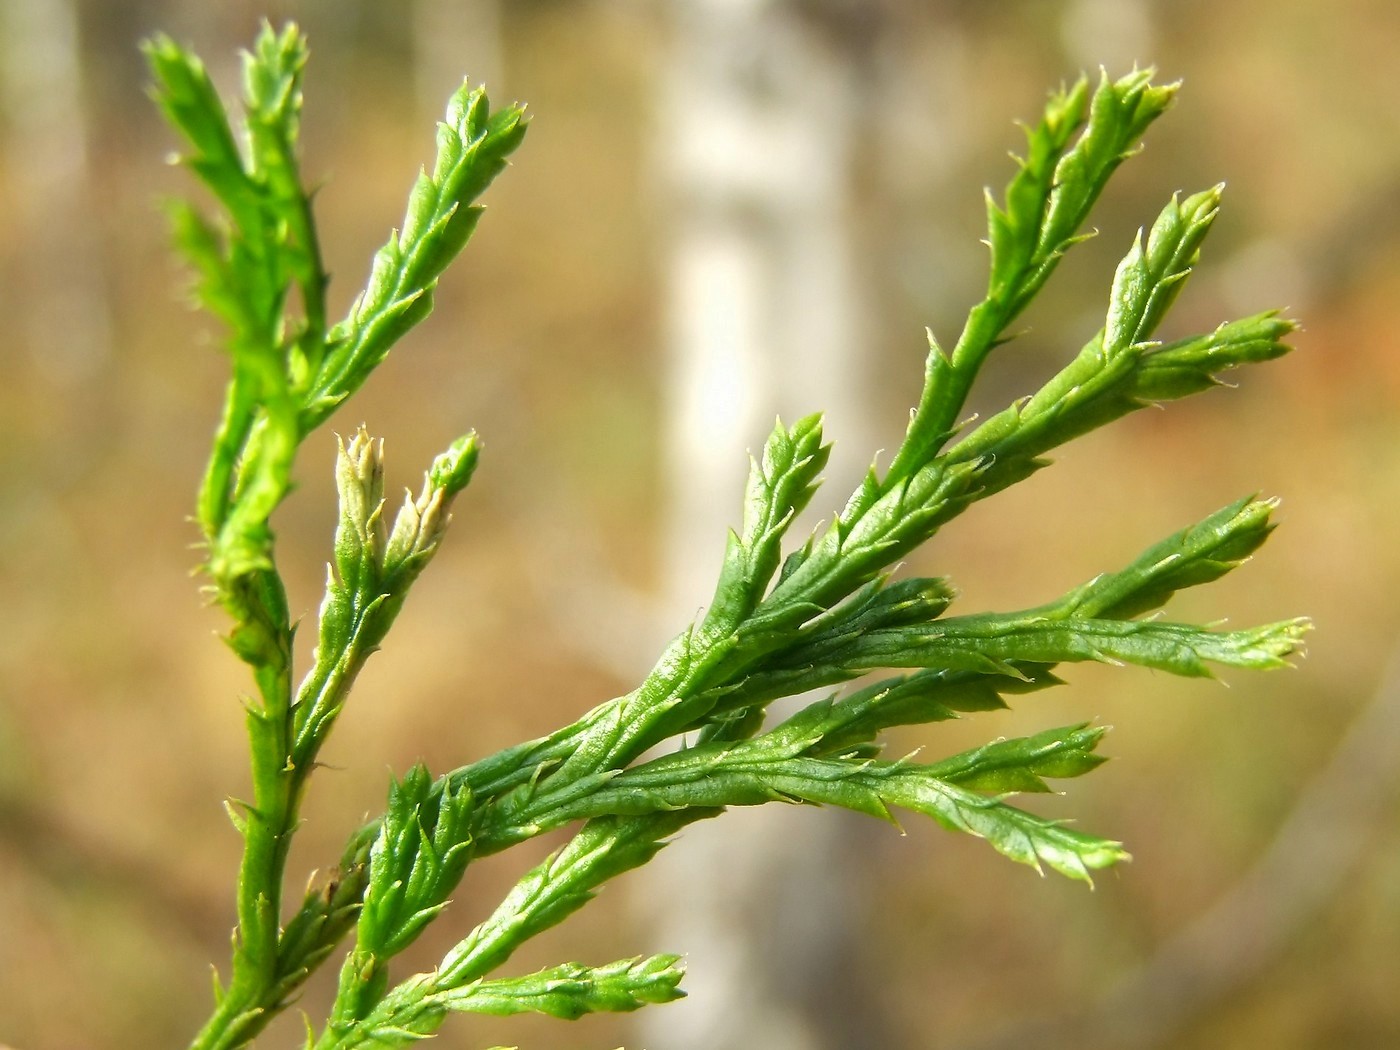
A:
[[0, 0, 111, 383], [641, 3, 881, 1046], [414, 0, 504, 119]]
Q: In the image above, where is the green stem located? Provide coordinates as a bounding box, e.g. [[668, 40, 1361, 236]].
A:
[[185, 568, 297, 1049]]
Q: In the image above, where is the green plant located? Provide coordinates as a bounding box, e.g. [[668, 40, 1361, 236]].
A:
[[148, 23, 1306, 1049]]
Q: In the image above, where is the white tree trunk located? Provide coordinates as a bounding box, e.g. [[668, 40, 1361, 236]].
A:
[[414, 0, 504, 117], [642, 3, 875, 1047], [0, 0, 111, 383], [1059, 0, 1155, 70]]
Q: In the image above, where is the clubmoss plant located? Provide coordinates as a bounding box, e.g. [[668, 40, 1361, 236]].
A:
[[148, 23, 1306, 1050]]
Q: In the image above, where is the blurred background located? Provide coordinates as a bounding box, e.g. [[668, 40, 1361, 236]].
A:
[[2, 0, 1399, 1047]]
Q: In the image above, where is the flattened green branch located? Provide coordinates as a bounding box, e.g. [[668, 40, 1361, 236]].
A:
[[300, 87, 527, 431], [486, 723, 1123, 882], [312, 815, 701, 1050], [437, 955, 686, 1019], [887, 70, 1177, 490]]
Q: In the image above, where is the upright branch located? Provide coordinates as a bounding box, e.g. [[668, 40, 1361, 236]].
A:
[[149, 22, 525, 1050]]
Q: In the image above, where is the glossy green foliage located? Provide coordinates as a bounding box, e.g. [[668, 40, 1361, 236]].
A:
[[151, 25, 1304, 1050], [328, 767, 476, 1027]]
